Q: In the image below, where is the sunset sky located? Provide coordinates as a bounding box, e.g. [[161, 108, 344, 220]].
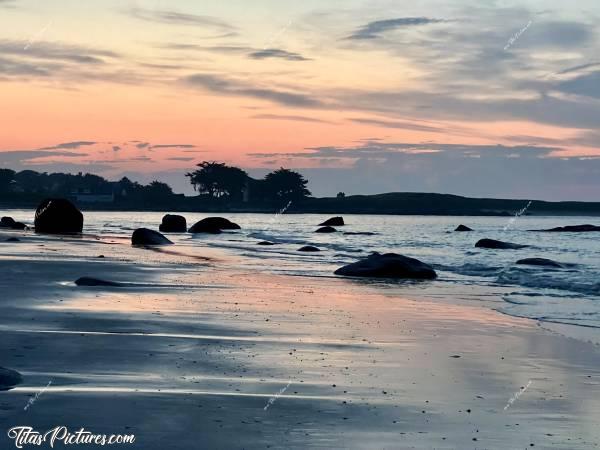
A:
[[1, 0, 600, 200]]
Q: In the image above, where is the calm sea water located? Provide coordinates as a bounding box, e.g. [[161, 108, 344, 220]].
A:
[[6, 209, 600, 332]]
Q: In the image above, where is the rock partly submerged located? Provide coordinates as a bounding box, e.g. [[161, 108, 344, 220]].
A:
[[75, 277, 123, 287], [34, 198, 83, 234], [257, 241, 276, 246], [159, 214, 187, 233], [335, 252, 437, 279], [343, 232, 376, 236], [516, 258, 563, 268], [0, 367, 23, 391], [0, 217, 25, 230], [298, 245, 320, 252], [315, 226, 337, 233], [455, 224, 473, 232], [533, 224, 600, 232], [319, 217, 345, 227], [475, 239, 528, 249], [189, 217, 240, 234], [131, 228, 173, 246]]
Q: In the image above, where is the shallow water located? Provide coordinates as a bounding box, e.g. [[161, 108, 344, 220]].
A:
[[6, 209, 600, 332]]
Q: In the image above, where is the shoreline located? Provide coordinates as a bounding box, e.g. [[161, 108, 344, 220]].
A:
[[1, 231, 599, 448]]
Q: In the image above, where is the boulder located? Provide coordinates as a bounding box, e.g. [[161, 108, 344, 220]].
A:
[[298, 245, 320, 252], [533, 224, 600, 232], [189, 217, 240, 234], [319, 217, 345, 227], [315, 226, 337, 233], [5, 237, 20, 242], [455, 224, 473, 232], [34, 198, 83, 234], [131, 228, 173, 246], [0, 217, 27, 230], [343, 232, 376, 236], [0, 367, 23, 391], [334, 252, 437, 279], [0, 217, 16, 228], [257, 241, 276, 246], [475, 239, 528, 249], [159, 214, 187, 233], [75, 277, 122, 287], [516, 258, 563, 268]]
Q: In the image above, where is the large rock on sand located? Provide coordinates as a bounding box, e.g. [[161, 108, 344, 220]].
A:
[[533, 224, 600, 232], [159, 214, 187, 233], [475, 239, 527, 250], [315, 226, 337, 233], [34, 198, 83, 234], [319, 217, 345, 226], [0, 367, 23, 391], [132, 228, 173, 246], [335, 252, 437, 279], [455, 224, 473, 232], [189, 217, 240, 234], [516, 258, 563, 268]]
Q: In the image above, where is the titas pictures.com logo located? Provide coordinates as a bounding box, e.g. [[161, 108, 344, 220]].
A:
[[7, 426, 135, 448]]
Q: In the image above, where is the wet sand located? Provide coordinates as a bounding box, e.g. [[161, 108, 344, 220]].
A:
[[1, 229, 600, 449]]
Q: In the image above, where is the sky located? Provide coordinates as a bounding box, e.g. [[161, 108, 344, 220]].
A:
[[1, 0, 600, 200]]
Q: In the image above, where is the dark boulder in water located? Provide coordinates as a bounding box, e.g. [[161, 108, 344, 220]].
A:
[[298, 245, 320, 252], [257, 241, 276, 246], [533, 224, 600, 232], [34, 198, 83, 234], [0, 217, 16, 228], [455, 225, 473, 232], [1, 217, 26, 230], [159, 214, 187, 233], [334, 252, 437, 279], [0, 367, 23, 391], [516, 258, 563, 268], [189, 217, 240, 234], [131, 228, 173, 246], [343, 232, 376, 236], [75, 277, 122, 287], [319, 217, 345, 226], [475, 239, 528, 249], [315, 226, 337, 233], [5, 237, 20, 242]]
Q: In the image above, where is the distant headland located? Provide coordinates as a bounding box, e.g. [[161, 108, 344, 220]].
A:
[[1, 163, 599, 216]]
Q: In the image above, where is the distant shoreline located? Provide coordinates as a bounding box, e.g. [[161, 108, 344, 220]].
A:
[[3, 191, 600, 216]]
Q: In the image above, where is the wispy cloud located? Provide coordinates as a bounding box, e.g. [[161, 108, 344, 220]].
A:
[[349, 118, 444, 133], [183, 73, 322, 107], [38, 141, 97, 150], [149, 144, 196, 150], [347, 17, 446, 40], [248, 48, 309, 61], [127, 7, 235, 34], [252, 114, 332, 124]]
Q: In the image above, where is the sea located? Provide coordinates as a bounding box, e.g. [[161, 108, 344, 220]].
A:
[[5, 209, 600, 337]]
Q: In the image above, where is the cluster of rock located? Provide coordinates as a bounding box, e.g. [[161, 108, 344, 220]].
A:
[[0, 217, 26, 230]]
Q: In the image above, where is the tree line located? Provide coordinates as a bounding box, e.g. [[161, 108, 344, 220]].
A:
[[0, 163, 311, 207]]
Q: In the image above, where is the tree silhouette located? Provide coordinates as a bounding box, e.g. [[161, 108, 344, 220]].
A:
[[263, 168, 311, 203], [186, 161, 248, 200]]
